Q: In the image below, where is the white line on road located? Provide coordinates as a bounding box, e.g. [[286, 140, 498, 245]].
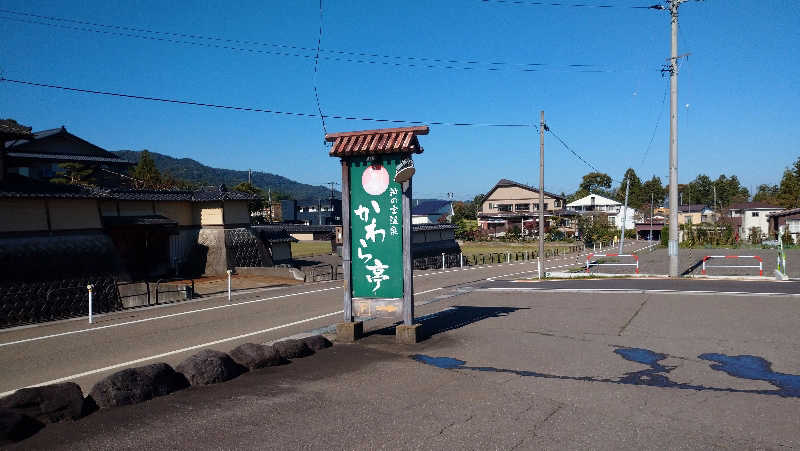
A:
[[415, 287, 443, 295], [0, 310, 344, 398], [0, 286, 341, 348], [483, 287, 800, 297]]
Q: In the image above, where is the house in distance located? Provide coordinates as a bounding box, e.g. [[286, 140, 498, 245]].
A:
[[478, 179, 566, 237]]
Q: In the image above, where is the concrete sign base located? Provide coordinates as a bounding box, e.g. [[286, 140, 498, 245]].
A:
[[336, 321, 364, 343], [395, 324, 421, 344]]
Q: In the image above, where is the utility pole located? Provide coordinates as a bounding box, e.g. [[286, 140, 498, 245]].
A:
[[667, 0, 686, 278], [619, 176, 630, 254], [248, 169, 252, 184], [538, 111, 545, 278]]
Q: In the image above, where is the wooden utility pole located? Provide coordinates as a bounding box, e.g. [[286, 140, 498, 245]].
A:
[[340, 161, 352, 321], [402, 179, 414, 326]]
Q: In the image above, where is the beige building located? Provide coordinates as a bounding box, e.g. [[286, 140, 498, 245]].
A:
[[478, 179, 566, 236]]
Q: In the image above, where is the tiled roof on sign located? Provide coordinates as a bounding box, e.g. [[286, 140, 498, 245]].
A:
[[325, 126, 429, 157]]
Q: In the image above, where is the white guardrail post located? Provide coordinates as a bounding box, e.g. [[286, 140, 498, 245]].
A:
[[87, 284, 94, 324], [226, 269, 232, 302], [460, 253, 463, 268], [442, 253, 446, 269]]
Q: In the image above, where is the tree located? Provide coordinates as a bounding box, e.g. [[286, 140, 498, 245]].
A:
[[775, 157, 800, 208], [712, 174, 749, 207], [233, 181, 268, 224], [51, 162, 96, 185], [569, 172, 613, 202], [754, 183, 780, 205], [130, 150, 162, 188], [640, 176, 666, 209], [615, 168, 643, 209], [579, 172, 612, 193]]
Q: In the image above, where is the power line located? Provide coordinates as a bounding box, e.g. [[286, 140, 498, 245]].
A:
[[312, 0, 327, 136], [0, 77, 533, 127], [479, 0, 665, 9], [0, 10, 635, 74], [639, 78, 669, 167]]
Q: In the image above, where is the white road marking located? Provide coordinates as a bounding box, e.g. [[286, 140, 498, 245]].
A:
[[0, 310, 344, 398], [0, 287, 340, 348], [483, 287, 800, 298], [415, 287, 443, 295]]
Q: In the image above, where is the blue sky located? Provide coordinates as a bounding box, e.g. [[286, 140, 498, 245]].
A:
[[2, 0, 798, 200]]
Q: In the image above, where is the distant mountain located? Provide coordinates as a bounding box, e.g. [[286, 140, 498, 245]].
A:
[[114, 150, 338, 202]]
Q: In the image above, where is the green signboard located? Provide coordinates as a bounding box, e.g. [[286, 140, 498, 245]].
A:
[[349, 155, 404, 299]]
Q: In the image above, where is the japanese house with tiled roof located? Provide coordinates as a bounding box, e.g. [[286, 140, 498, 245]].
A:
[[478, 179, 566, 237], [0, 121, 294, 327]]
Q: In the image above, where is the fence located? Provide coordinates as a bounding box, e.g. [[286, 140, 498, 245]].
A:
[[701, 255, 764, 276], [585, 254, 640, 274], [412, 244, 586, 271], [307, 264, 339, 282]]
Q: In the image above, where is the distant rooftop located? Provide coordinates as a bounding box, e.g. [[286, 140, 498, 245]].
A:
[[5, 126, 132, 165], [729, 202, 782, 210], [412, 200, 451, 215]]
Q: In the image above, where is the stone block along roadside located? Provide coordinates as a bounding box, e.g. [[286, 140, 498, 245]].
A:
[[229, 343, 288, 370], [0, 382, 86, 424], [88, 363, 189, 409], [0, 409, 44, 445], [301, 335, 333, 351], [176, 349, 244, 386], [273, 339, 314, 359]]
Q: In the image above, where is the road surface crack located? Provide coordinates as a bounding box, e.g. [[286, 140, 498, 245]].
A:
[[510, 403, 565, 450], [618, 295, 649, 336]]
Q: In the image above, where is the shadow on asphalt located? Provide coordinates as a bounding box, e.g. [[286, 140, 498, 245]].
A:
[[413, 347, 800, 398], [367, 306, 528, 341]]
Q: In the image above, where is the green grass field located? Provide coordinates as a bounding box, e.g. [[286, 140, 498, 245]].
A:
[[291, 240, 333, 258]]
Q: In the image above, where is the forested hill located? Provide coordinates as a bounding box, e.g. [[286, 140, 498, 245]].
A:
[[114, 150, 337, 202]]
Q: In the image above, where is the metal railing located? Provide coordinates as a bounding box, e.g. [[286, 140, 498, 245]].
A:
[[701, 255, 763, 276], [412, 245, 586, 271], [307, 264, 338, 282], [585, 253, 640, 274]]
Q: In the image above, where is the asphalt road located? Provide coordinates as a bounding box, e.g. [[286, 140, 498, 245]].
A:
[[10, 272, 800, 449], [0, 240, 644, 396]]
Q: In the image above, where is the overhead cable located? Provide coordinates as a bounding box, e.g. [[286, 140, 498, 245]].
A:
[[0, 77, 533, 128], [0, 10, 630, 73], [479, 0, 665, 9], [312, 0, 327, 135]]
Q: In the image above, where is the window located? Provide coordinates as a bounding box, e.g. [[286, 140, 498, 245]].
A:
[[543, 203, 549, 211], [685, 216, 692, 224], [488, 202, 494, 209], [554, 200, 561, 208], [497, 204, 512, 212], [751, 212, 759, 217], [514, 203, 530, 211]]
